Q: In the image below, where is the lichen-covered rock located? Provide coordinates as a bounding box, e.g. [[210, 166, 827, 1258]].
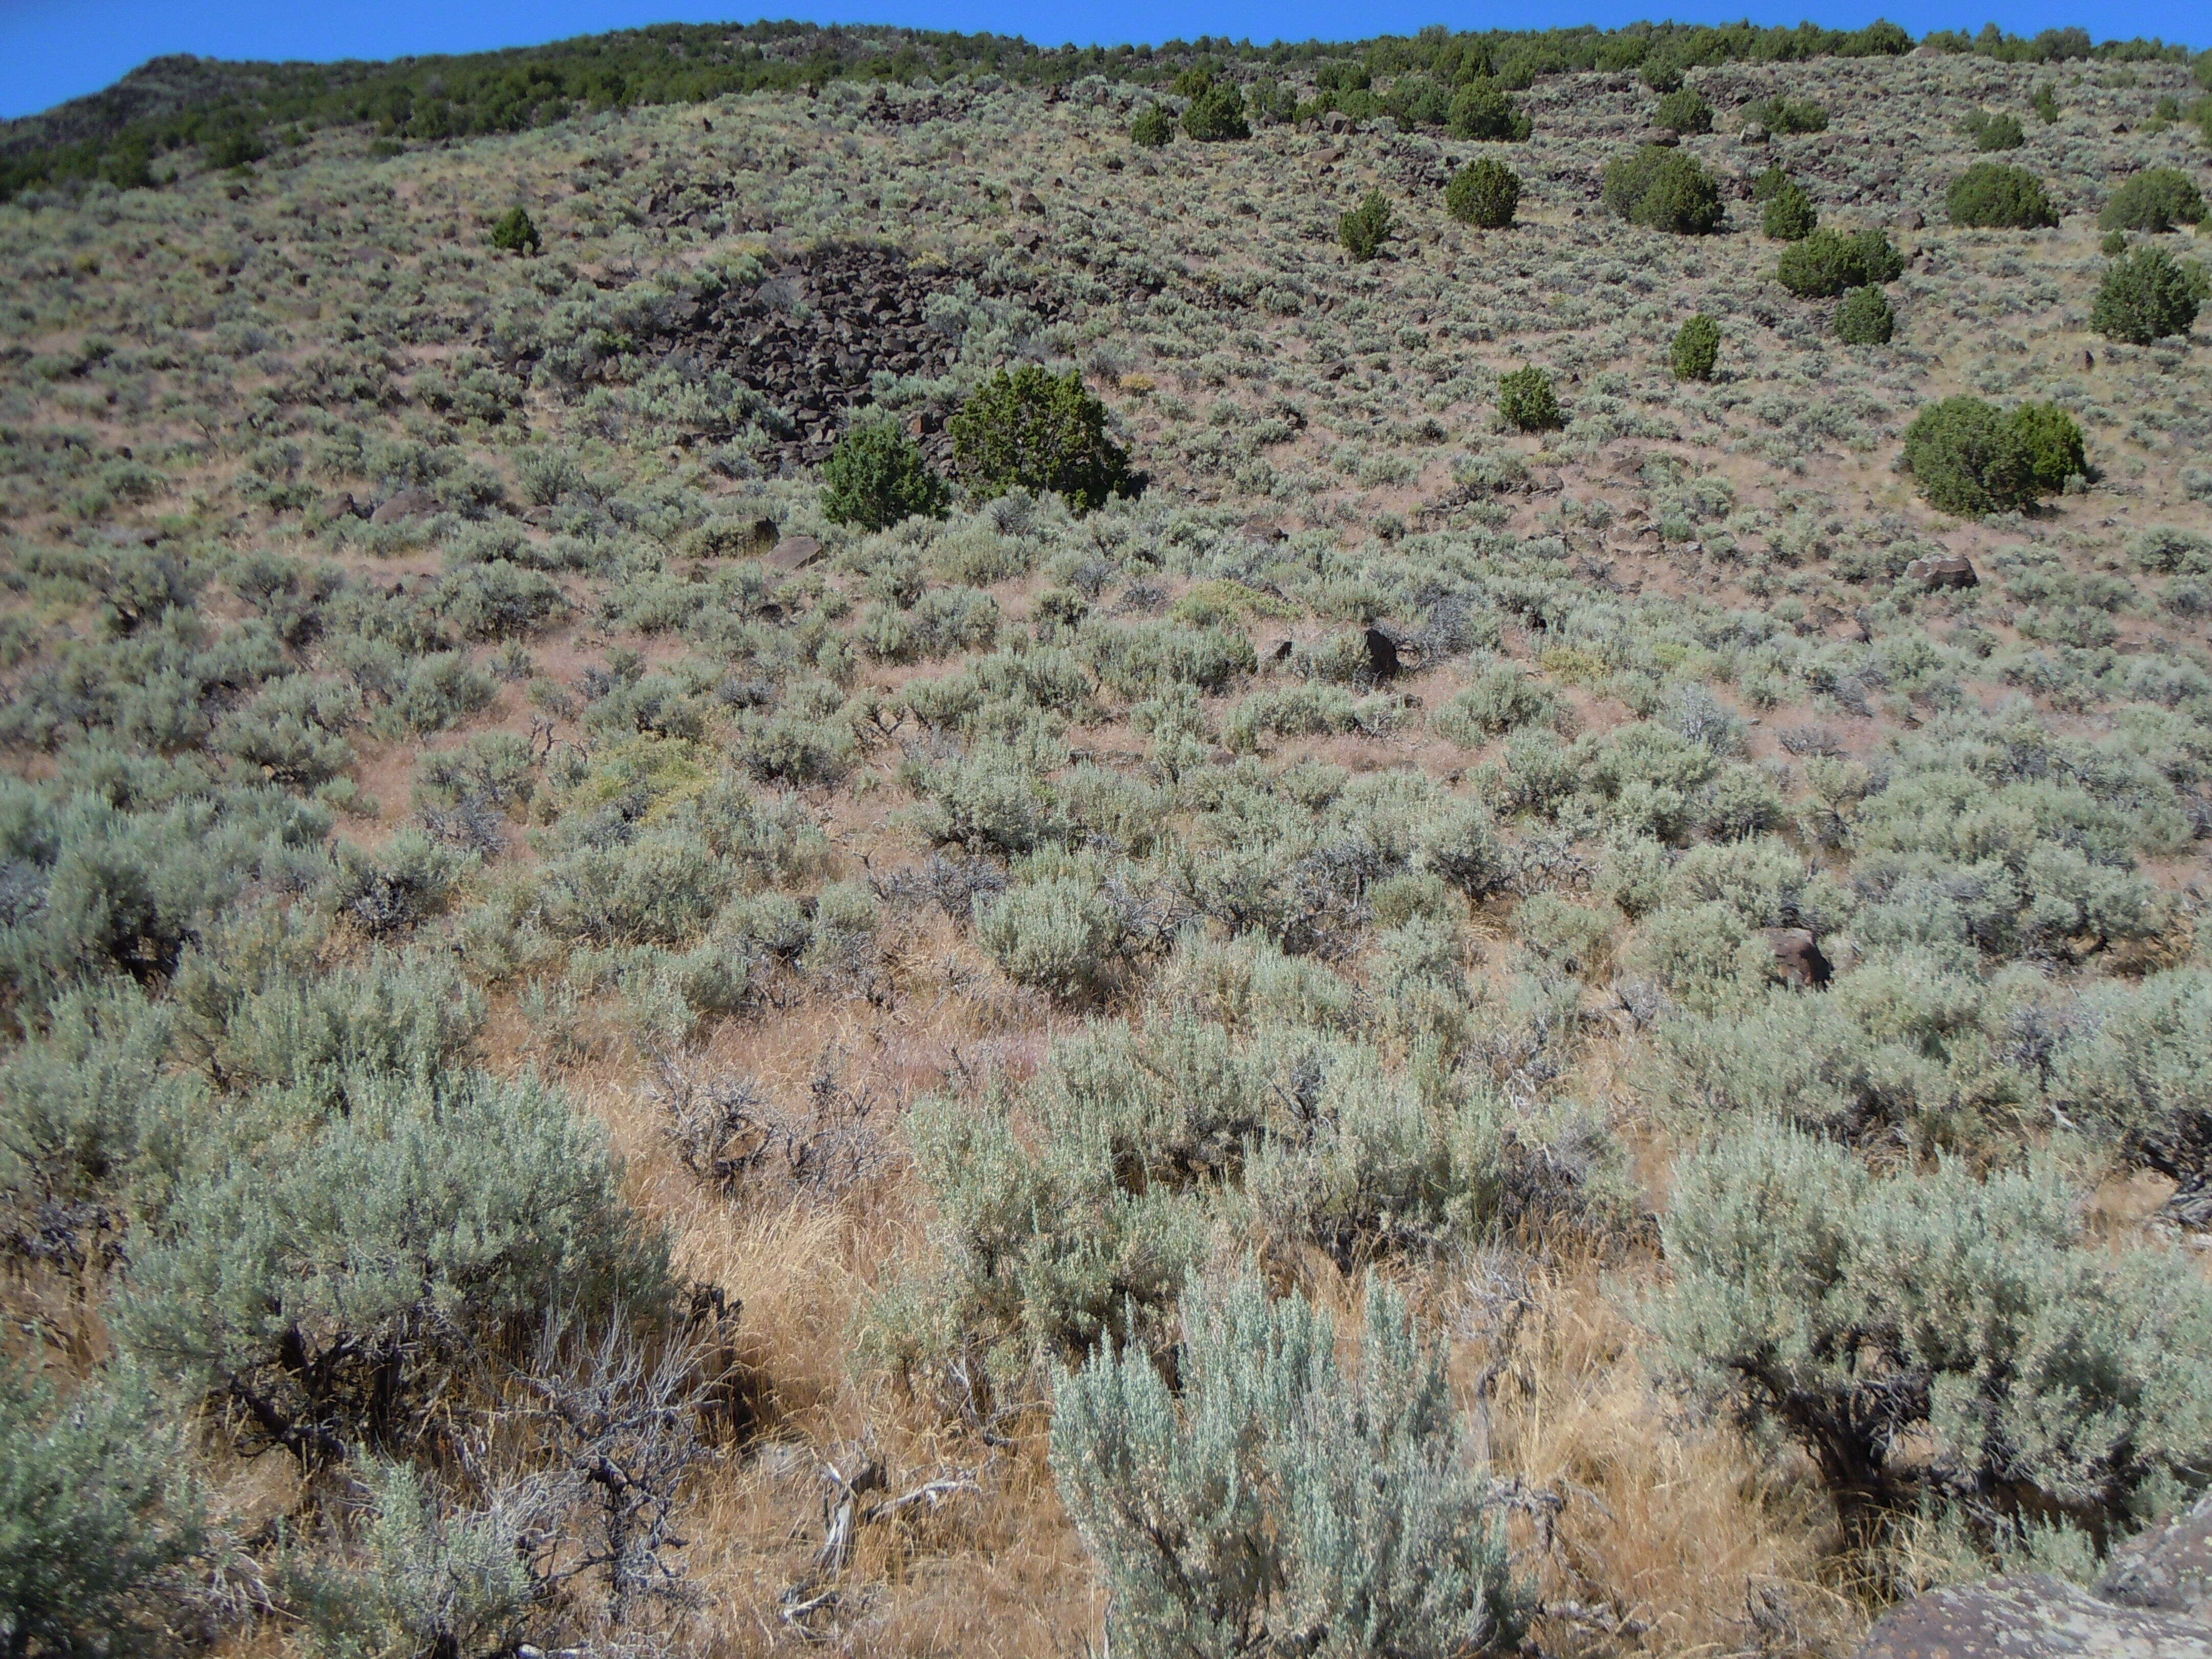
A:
[[2098, 1492, 2212, 1618], [1858, 1573, 2212, 1658]]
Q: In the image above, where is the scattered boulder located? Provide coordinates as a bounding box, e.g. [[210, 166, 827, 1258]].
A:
[[1895, 208, 1926, 230], [1739, 121, 1771, 144], [1313, 145, 1344, 169], [371, 487, 440, 525], [1323, 110, 1352, 134], [1904, 554, 1977, 591], [2099, 1490, 2212, 1619], [1858, 1575, 2212, 1659], [1641, 126, 1682, 147], [766, 534, 824, 572], [2082, 349, 2096, 372], [1759, 927, 1833, 989], [1244, 518, 1288, 544], [1016, 189, 1046, 214], [1363, 627, 1401, 679], [1268, 639, 1295, 663]]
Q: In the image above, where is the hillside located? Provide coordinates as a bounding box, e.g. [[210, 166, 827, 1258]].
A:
[[3, 19, 2212, 1659]]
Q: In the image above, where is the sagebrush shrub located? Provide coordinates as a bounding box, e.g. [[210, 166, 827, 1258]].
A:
[[976, 873, 1127, 1002], [1445, 158, 1519, 228], [1657, 1119, 2212, 1539], [1834, 284, 1895, 344], [1601, 146, 1723, 234], [1947, 162, 2059, 228], [950, 367, 1131, 513], [1670, 313, 1720, 379], [1496, 366, 1560, 431], [0, 1363, 200, 1654], [2092, 245, 2201, 344], [1052, 1272, 1528, 1659], [821, 419, 948, 531]]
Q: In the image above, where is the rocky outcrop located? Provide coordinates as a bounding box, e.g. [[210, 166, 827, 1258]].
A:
[[1859, 1494, 2212, 1658], [1905, 553, 1977, 591]]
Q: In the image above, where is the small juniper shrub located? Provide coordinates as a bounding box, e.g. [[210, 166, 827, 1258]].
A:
[[1960, 109, 2026, 151], [1759, 171, 1818, 240], [1131, 103, 1174, 147], [1448, 80, 1531, 141], [1776, 227, 1904, 297], [1834, 284, 1895, 345], [950, 366, 1132, 513], [1446, 158, 1519, 228], [821, 419, 948, 531], [1339, 189, 1393, 262], [1653, 87, 1712, 134], [2100, 167, 2206, 233], [1671, 313, 1721, 379], [1902, 396, 2084, 516], [1602, 146, 1724, 234], [2092, 246, 2201, 343], [1497, 367, 1562, 432], [489, 206, 540, 254], [1742, 94, 1828, 133], [1947, 162, 2060, 228], [1181, 81, 1250, 142]]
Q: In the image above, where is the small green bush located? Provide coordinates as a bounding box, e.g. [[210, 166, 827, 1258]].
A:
[[2100, 167, 2206, 232], [1445, 158, 1520, 228], [1671, 313, 1721, 380], [1961, 109, 2026, 151], [821, 419, 948, 531], [1052, 1272, 1528, 1659], [1182, 83, 1249, 142], [1834, 285, 1895, 345], [950, 367, 1132, 514], [2103, 227, 2132, 256], [1761, 177, 1818, 240], [1601, 146, 1724, 235], [1339, 189, 1393, 262], [489, 206, 540, 254], [1496, 366, 1561, 432], [1447, 80, 1531, 141], [2092, 245, 2202, 343], [1902, 395, 2083, 516], [1743, 94, 1828, 133], [1947, 162, 2060, 228], [1653, 88, 1712, 134], [1776, 227, 1905, 297], [1131, 103, 1174, 147]]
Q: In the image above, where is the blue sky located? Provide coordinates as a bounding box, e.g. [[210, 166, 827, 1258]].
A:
[[1, 0, 2202, 120]]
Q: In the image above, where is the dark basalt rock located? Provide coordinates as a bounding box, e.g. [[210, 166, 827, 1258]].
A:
[[1759, 926, 1832, 988]]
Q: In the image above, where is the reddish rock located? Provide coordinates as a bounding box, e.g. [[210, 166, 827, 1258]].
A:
[[1759, 927, 1832, 989], [370, 486, 439, 525], [766, 534, 823, 572], [1904, 554, 1977, 591]]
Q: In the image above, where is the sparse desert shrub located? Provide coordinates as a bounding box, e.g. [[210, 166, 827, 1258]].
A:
[[0, 1363, 201, 1655], [1445, 158, 1519, 228], [1496, 367, 1561, 431], [1601, 146, 1724, 235], [489, 205, 540, 253], [1433, 663, 1554, 742], [950, 366, 1132, 514], [1131, 103, 1174, 147], [1182, 83, 1249, 142], [1960, 109, 2026, 151], [1052, 1272, 1527, 1659], [1419, 799, 1514, 898], [119, 1068, 669, 1463], [976, 872, 1128, 1001], [1947, 162, 2060, 228], [1447, 80, 1530, 141], [1653, 87, 1712, 134], [1743, 94, 1828, 133], [1760, 175, 1818, 240], [1670, 313, 1721, 379], [1834, 284, 1895, 344], [1339, 189, 1393, 262], [2092, 245, 2201, 344], [1776, 227, 1904, 297], [1656, 1119, 2212, 1540], [821, 419, 949, 531], [433, 559, 567, 641], [2100, 167, 2206, 233], [1225, 683, 1360, 752], [1901, 396, 2080, 517]]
